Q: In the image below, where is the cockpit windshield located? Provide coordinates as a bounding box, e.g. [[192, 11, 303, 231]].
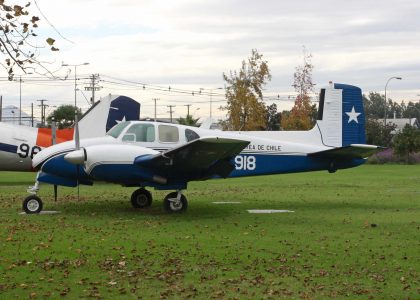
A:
[[106, 121, 131, 138]]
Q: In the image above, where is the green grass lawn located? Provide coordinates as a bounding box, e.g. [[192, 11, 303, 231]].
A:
[[0, 165, 419, 299]]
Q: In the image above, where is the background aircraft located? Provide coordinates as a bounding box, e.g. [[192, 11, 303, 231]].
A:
[[0, 95, 140, 171], [23, 83, 381, 214]]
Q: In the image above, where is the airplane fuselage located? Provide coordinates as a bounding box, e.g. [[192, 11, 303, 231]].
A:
[[33, 121, 366, 190]]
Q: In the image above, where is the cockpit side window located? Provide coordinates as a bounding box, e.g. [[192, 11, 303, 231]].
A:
[[158, 125, 179, 143], [106, 121, 131, 138], [122, 123, 155, 142], [185, 129, 200, 142]]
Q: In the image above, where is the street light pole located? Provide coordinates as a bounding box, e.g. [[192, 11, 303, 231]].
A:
[[384, 76, 402, 126], [62, 62, 90, 109]]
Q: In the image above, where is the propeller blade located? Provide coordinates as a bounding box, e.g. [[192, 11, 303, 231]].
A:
[[74, 111, 80, 150]]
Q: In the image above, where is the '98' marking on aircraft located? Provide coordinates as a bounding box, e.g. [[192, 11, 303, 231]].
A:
[[235, 155, 256, 170], [18, 143, 42, 159]]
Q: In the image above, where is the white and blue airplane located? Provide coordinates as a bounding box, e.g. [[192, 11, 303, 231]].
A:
[[23, 83, 381, 214], [0, 95, 141, 171]]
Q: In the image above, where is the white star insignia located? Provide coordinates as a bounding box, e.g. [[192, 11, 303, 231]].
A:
[[115, 116, 127, 124], [345, 106, 361, 123]]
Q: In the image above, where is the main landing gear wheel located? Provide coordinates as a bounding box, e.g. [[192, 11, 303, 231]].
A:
[[163, 192, 188, 213], [130, 188, 153, 208], [22, 195, 43, 214]]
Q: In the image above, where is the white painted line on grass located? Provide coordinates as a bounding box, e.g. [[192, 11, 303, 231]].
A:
[[247, 209, 294, 214], [212, 201, 241, 204], [19, 211, 61, 215]]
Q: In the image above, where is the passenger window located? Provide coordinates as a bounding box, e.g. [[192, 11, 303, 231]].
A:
[[158, 125, 179, 143], [122, 123, 155, 142], [185, 129, 200, 142]]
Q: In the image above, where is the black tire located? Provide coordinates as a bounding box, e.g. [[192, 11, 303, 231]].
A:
[[130, 188, 152, 208], [163, 192, 188, 213], [22, 195, 43, 214]]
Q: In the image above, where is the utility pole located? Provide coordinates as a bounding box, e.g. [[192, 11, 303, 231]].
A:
[[152, 98, 159, 122], [184, 104, 192, 116], [167, 105, 176, 123], [84, 74, 101, 105], [37, 99, 48, 127]]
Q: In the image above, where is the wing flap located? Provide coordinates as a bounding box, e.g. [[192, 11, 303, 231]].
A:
[[309, 144, 385, 159], [134, 137, 250, 179]]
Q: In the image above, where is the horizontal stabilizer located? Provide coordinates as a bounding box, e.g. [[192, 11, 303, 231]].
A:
[[308, 144, 385, 159], [134, 137, 250, 179]]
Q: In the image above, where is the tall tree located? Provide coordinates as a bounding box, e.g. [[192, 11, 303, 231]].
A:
[[222, 49, 271, 130], [47, 105, 82, 129], [0, 1, 59, 79], [363, 92, 406, 120], [281, 47, 316, 130], [265, 103, 281, 131]]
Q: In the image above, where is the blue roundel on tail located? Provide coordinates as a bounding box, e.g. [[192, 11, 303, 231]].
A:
[[335, 83, 366, 146], [106, 96, 141, 132]]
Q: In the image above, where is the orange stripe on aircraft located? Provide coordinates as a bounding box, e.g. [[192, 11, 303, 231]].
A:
[[36, 128, 75, 148]]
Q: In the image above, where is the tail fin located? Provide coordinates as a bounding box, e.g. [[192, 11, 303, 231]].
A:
[[316, 83, 366, 147], [78, 95, 140, 139]]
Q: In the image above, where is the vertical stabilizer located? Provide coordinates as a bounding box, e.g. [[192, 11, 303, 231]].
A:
[[78, 95, 140, 139], [316, 83, 366, 147]]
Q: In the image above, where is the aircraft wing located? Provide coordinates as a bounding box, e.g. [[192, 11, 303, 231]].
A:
[[134, 137, 250, 179], [308, 144, 385, 159]]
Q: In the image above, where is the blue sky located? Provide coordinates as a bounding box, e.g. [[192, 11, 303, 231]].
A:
[[1, 0, 420, 120]]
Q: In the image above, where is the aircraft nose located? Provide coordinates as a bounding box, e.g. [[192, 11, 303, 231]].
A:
[[64, 149, 86, 165]]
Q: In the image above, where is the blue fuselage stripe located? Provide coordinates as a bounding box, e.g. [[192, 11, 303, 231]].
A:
[[0, 142, 17, 154]]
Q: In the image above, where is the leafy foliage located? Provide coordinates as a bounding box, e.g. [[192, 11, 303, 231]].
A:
[[363, 92, 386, 119], [364, 92, 420, 121], [0, 1, 58, 79], [177, 114, 199, 127], [265, 103, 281, 131], [222, 49, 271, 130], [281, 48, 317, 130], [365, 119, 396, 147], [47, 105, 82, 129], [393, 124, 420, 162]]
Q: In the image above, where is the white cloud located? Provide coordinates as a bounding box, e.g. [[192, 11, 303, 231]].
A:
[[2, 0, 420, 118]]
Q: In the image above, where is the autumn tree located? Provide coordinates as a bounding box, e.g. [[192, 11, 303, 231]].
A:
[[47, 105, 82, 129], [281, 47, 316, 130], [222, 49, 271, 130], [0, 1, 59, 80]]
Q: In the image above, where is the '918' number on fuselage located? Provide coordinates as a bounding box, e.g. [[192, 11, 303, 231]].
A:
[[235, 155, 256, 171]]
